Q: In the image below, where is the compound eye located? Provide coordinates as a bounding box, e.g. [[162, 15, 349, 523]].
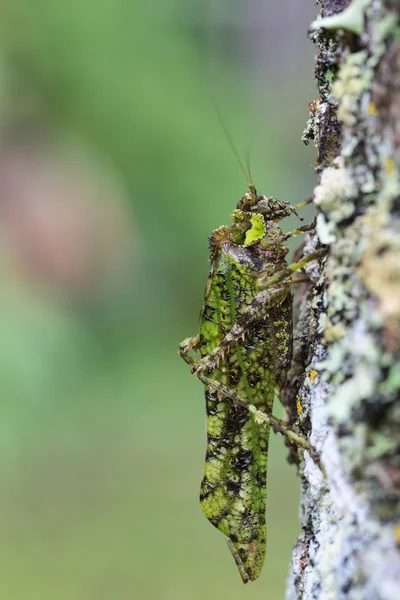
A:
[[242, 192, 253, 206]]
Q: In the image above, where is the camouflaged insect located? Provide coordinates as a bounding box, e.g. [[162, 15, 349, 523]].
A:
[[180, 185, 321, 583]]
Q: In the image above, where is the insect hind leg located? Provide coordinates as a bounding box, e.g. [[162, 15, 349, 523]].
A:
[[197, 371, 322, 467]]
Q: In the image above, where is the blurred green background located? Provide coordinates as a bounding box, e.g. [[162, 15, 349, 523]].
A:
[[0, 2, 317, 598]]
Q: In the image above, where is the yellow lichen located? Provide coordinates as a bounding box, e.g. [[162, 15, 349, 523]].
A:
[[358, 213, 400, 349], [385, 157, 395, 177], [394, 524, 400, 547], [367, 101, 379, 116], [324, 321, 347, 343]]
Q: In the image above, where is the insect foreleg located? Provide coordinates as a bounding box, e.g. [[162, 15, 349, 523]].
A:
[[293, 196, 313, 211], [276, 218, 317, 244], [179, 335, 201, 366], [194, 249, 325, 375], [256, 248, 326, 290], [291, 274, 312, 285]]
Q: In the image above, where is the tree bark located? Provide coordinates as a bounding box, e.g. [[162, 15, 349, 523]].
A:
[[284, 1, 400, 598]]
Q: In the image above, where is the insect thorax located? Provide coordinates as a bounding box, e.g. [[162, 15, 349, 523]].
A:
[[199, 239, 292, 394]]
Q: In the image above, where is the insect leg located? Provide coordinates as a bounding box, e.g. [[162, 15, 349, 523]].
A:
[[226, 539, 251, 584], [193, 283, 291, 374], [277, 217, 316, 244], [293, 196, 313, 211], [197, 372, 323, 468], [292, 274, 312, 285], [193, 250, 325, 376], [287, 197, 314, 221], [256, 248, 326, 289], [179, 335, 201, 366]]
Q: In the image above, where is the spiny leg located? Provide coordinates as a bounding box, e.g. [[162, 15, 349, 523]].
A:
[[179, 336, 200, 366], [256, 248, 326, 289], [194, 248, 326, 375], [277, 217, 317, 244], [194, 283, 291, 374], [181, 343, 324, 472], [293, 196, 313, 211], [197, 372, 323, 470], [226, 539, 251, 585], [288, 197, 314, 221]]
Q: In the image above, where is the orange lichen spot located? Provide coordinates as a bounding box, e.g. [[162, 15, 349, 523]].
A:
[[309, 98, 320, 113], [367, 101, 378, 116], [296, 395, 303, 416], [310, 370, 318, 382], [385, 157, 395, 177]]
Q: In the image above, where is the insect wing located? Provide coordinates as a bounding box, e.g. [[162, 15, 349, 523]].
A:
[[198, 244, 276, 582]]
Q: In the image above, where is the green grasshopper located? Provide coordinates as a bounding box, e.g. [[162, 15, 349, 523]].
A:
[[179, 177, 324, 583]]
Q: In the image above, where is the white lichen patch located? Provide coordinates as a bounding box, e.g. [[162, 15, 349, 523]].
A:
[[316, 213, 337, 245], [314, 157, 356, 225], [332, 50, 373, 125]]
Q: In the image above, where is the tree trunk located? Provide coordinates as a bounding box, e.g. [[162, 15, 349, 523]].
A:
[[284, 1, 400, 598]]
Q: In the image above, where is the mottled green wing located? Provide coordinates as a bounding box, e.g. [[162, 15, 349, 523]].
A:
[[198, 245, 288, 582]]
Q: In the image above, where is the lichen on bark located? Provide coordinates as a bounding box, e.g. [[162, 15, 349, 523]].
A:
[[284, 1, 400, 598]]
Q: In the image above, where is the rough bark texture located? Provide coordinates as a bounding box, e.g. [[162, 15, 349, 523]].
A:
[[284, 1, 400, 598]]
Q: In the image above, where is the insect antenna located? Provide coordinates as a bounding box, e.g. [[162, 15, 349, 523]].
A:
[[245, 139, 254, 190], [245, 120, 262, 190], [210, 92, 252, 187]]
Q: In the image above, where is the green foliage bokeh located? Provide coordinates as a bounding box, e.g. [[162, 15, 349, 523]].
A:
[[0, 1, 317, 598]]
